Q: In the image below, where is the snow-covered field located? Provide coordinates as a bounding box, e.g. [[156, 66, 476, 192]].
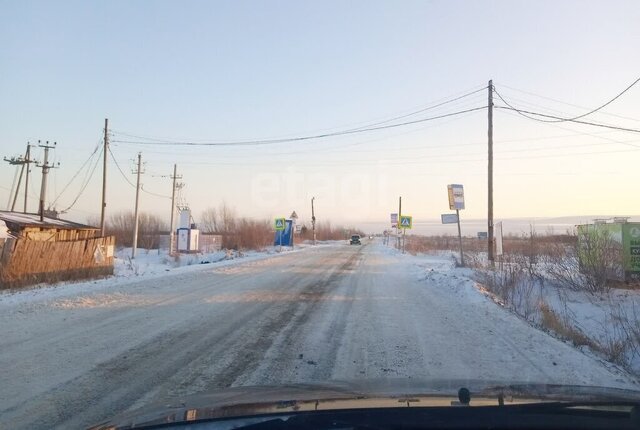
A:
[[430, 248, 640, 376], [0, 239, 637, 429]]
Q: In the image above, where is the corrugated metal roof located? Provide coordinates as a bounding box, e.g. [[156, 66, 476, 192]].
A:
[[0, 211, 98, 230]]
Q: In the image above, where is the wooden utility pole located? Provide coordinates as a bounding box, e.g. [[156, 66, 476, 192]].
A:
[[169, 164, 179, 255], [132, 152, 142, 258], [488, 80, 495, 265], [100, 118, 109, 236], [37, 141, 57, 221], [311, 197, 316, 245]]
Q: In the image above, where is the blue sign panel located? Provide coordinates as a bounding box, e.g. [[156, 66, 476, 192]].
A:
[[274, 219, 294, 246]]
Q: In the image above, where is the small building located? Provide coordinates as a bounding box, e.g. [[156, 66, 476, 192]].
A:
[[577, 218, 640, 282], [0, 211, 115, 289], [0, 211, 101, 241]]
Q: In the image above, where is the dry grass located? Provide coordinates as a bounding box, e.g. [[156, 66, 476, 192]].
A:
[[538, 301, 596, 349]]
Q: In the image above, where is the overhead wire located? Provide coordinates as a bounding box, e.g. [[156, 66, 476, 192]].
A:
[[109, 84, 488, 144], [51, 143, 101, 207], [495, 82, 640, 124], [60, 146, 103, 213], [510, 77, 640, 123], [493, 88, 640, 134], [109, 147, 171, 199], [110, 106, 488, 147]]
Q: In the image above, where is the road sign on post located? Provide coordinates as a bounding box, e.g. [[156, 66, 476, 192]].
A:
[[441, 213, 459, 224], [399, 215, 412, 229], [399, 215, 411, 254], [447, 184, 465, 210], [390, 213, 398, 228], [274, 218, 286, 231]]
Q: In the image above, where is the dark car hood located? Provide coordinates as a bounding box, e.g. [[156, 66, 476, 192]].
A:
[[89, 378, 640, 429]]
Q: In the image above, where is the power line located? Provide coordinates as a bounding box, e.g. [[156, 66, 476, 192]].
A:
[[493, 89, 640, 133], [109, 147, 171, 199], [108, 146, 137, 188], [109, 84, 488, 143], [110, 106, 488, 147], [510, 77, 639, 123], [60, 146, 103, 213], [141, 185, 171, 199], [496, 82, 640, 124], [51, 144, 101, 206], [497, 108, 640, 149]]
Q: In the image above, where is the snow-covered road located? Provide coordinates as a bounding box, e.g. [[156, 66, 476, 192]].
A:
[[0, 240, 636, 429]]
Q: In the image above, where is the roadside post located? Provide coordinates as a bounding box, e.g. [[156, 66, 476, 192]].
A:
[[495, 221, 504, 270], [275, 217, 285, 252], [447, 184, 465, 266], [390, 213, 398, 247], [290, 211, 298, 249], [399, 215, 412, 254]]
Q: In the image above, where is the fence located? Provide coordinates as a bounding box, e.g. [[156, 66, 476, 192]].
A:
[[0, 236, 115, 289]]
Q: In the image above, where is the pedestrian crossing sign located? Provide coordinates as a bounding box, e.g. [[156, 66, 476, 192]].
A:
[[400, 215, 412, 229], [274, 218, 286, 231]]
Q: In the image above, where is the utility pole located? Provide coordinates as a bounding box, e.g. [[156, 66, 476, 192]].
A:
[[3, 143, 34, 212], [37, 141, 57, 221], [132, 152, 143, 259], [10, 155, 26, 212], [100, 118, 109, 236], [169, 164, 182, 255], [487, 80, 495, 265], [24, 143, 32, 213], [397, 196, 402, 249], [311, 197, 316, 245]]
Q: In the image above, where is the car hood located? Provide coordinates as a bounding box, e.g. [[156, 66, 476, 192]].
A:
[[89, 378, 640, 429]]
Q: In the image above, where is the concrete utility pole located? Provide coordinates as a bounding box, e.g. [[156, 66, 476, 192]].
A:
[[3, 143, 34, 212], [487, 80, 495, 265], [24, 144, 32, 213], [100, 118, 109, 236], [132, 152, 143, 259], [169, 164, 182, 255], [397, 196, 402, 249], [37, 141, 57, 221], [311, 197, 316, 245]]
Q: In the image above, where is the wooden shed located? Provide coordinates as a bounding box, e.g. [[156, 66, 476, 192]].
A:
[[0, 212, 115, 289], [0, 211, 101, 241]]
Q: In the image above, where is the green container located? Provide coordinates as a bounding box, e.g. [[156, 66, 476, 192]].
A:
[[577, 222, 640, 282]]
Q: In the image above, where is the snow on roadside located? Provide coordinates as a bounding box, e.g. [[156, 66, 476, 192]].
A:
[[0, 241, 336, 308], [377, 240, 639, 382]]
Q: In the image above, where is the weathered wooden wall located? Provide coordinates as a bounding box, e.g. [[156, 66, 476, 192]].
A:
[[20, 227, 100, 241], [0, 236, 115, 289]]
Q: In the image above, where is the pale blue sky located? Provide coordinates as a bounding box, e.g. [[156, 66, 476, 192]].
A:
[[1, 0, 639, 227]]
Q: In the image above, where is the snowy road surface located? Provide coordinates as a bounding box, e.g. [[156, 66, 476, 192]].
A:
[[0, 240, 636, 428]]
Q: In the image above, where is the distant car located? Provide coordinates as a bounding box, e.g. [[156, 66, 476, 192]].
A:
[[350, 235, 361, 245]]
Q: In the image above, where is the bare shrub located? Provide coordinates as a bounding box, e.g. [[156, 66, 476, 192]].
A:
[[546, 228, 621, 294], [297, 221, 364, 242], [200, 203, 237, 234], [105, 211, 167, 249]]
